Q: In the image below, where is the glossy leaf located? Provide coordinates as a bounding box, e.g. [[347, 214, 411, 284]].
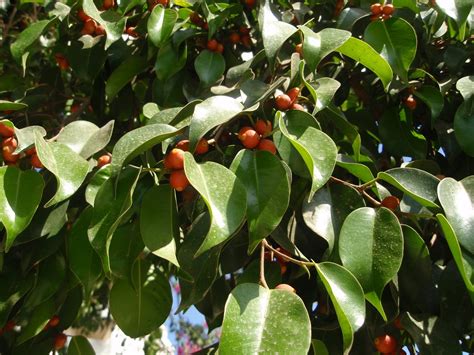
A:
[[219, 283, 311, 354], [259, 0, 297, 66], [154, 42, 187, 81], [88, 169, 141, 276], [194, 50, 225, 86], [438, 176, 474, 254], [68, 208, 102, 296], [302, 184, 365, 255], [13, 125, 46, 154], [278, 113, 337, 201], [437, 214, 474, 294], [364, 18, 417, 81], [147, 6, 177, 47], [106, 56, 148, 101], [184, 153, 247, 256], [304, 77, 341, 114], [110, 270, 172, 338], [315, 262, 366, 355], [16, 299, 56, 344], [456, 75, 474, 100], [67, 336, 95, 355], [85, 165, 112, 206], [339, 207, 403, 320], [0, 167, 44, 251], [299, 26, 351, 72], [110, 123, 178, 174], [230, 150, 290, 253], [436, 0, 472, 24], [378, 167, 440, 208], [10, 20, 53, 61], [453, 96, 474, 156], [413, 85, 444, 120], [0, 100, 28, 111], [336, 155, 376, 184], [35, 132, 89, 208], [188, 96, 243, 151], [140, 184, 179, 266], [336, 37, 393, 89], [109, 222, 144, 280]]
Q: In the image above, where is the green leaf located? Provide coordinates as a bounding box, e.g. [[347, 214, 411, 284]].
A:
[[140, 184, 179, 267], [303, 77, 341, 114], [147, 6, 178, 47], [85, 165, 112, 206], [34, 132, 89, 208], [336, 37, 393, 89], [16, 299, 56, 344], [57, 121, 114, 159], [0, 100, 28, 111], [302, 184, 365, 256], [219, 283, 311, 354], [0, 167, 44, 252], [378, 167, 440, 208], [364, 18, 417, 82], [67, 336, 95, 355], [110, 123, 178, 174], [184, 153, 247, 256], [106, 56, 148, 101], [88, 169, 141, 276], [154, 42, 187, 81], [109, 223, 144, 279], [230, 150, 290, 253], [299, 26, 351, 72], [278, 113, 337, 201], [436, 0, 472, 25], [259, 0, 297, 67], [438, 176, 474, 254], [336, 155, 376, 184], [453, 96, 474, 156], [110, 269, 172, 338], [339, 207, 403, 320], [0, 273, 34, 327], [68, 208, 102, 296], [315, 262, 366, 355], [83, 0, 126, 49], [194, 50, 225, 86], [456, 76, 474, 100], [10, 20, 53, 61], [188, 96, 243, 151], [13, 125, 46, 154], [237, 260, 282, 289], [413, 86, 444, 120]]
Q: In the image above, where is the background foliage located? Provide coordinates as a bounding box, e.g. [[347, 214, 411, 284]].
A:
[[0, 0, 473, 353]]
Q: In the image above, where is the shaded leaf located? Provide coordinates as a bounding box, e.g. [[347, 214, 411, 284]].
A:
[[194, 50, 225, 86], [147, 6, 177, 47], [67, 336, 95, 355], [106, 56, 148, 101], [453, 96, 474, 157]]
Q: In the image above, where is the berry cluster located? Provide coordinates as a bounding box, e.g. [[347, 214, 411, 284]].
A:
[[207, 39, 224, 54], [275, 87, 304, 111], [238, 119, 276, 154], [370, 3, 395, 21], [77, 9, 106, 36], [164, 138, 209, 191], [190, 11, 209, 30], [0, 122, 43, 168]]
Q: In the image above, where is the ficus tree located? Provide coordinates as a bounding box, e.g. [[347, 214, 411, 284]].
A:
[[0, 0, 473, 353]]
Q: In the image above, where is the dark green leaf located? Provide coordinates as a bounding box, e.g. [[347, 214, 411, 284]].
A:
[[147, 6, 178, 47], [413, 85, 444, 120], [10, 20, 53, 61], [67, 336, 95, 355], [85, 165, 112, 206], [453, 96, 474, 156], [194, 50, 225, 86], [106, 56, 148, 101], [17, 299, 56, 344], [0, 100, 28, 111]]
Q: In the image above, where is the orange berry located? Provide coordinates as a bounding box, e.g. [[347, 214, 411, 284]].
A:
[[238, 127, 260, 149], [25, 147, 36, 156], [176, 139, 190, 151], [257, 139, 277, 154], [244, 0, 255, 7], [405, 95, 417, 110], [82, 19, 97, 35], [31, 154, 43, 169], [374, 335, 397, 354], [207, 39, 218, 51], [102, 0, 115, 10], [295, 43, 303, 56], [97, 154, 111, 167], [275, 94, 292, 110], [54, 333, 67, 351], [370, 3, 383, 15], [381, 195, 400, 211], [2, 145, 19, 163], [382, 4, 394, 15], [158, 0, 169, 6], [291, 103, 305, 111], [229, 32, 240, 44], [239, 26, 250, 35], [0, 123, 14, 137], [55, 53, 70, 70], [170, 170, 189, 191], [371, 14, 381, 21], [48, 315, 60, 328], [287, 87, 300, 104], [2, 137, 17, 148], [275, 284, 295, 292], [164, 154, 173, 169], [195, 139, 209, 155], [77, 9, 90, 22], [95, 24, 106, 36], [167, 148, 185, 169], [241, 35, 251, 48], [125, 26, 139, 37], [381, 13, 390, 20], [216, 43, 224, 54], [254, 119, 272, 136]]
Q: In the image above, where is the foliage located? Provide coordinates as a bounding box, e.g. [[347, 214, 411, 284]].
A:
[[0, 0, 473, 353]]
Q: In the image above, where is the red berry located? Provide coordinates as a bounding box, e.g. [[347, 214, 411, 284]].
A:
[[195, 139, 209, 155], [175, 139, 190, 151], [2, 137, 17, 149], [54, 333, 67, 350], [31, 154, 43, 169], [25, 147, 36, 156], [4, 320, 15, 332], [77, 9, 90, 22], [393, 317, 403, 330], [239, 26, 250, 35], [291, 103, 305, 111], [374, 334, 397, 354], [257, 139, 277, 154], [275, 284, 295, 292], [55, 53, 70, 70], [244, 0, 255, 7], [371, 14, 381, 21], [102, 0, 115, 10], [97, 154, 111, 167], [164, 154, 173, 169], [229, 32, 240, 44], [216, 43, 224, 54], [95, 24, 106, 36], [405, 95, 417, 110], [167, 148, 185, 169], [241, 35, 251, 47], [275, 94, 292, 110], [254, 119, 272, 136], [370, 3, 383, 15], [287, 87, 300, 104], [190, 12, 202, 25], [48, 315, 60, 328], [207, 39, 218, 51], [2, 145, 19, 163], [238, 127, 260, 149], [126, 26, 139, 37], [382, 4, 394, 15], [170, 170, 189, 191], [82, 19, 97, 35], [0, 123, 14, 137], [381, 196, 400, 211]]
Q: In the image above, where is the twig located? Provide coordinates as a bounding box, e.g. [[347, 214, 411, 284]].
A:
[[259, 242, 269, 289], [262, 239, 314, 267]]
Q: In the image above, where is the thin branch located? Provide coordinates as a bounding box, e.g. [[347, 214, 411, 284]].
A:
[[259, 242, 269, 289], [262, 240, 314, 267], [362, 190, 381, 207]]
